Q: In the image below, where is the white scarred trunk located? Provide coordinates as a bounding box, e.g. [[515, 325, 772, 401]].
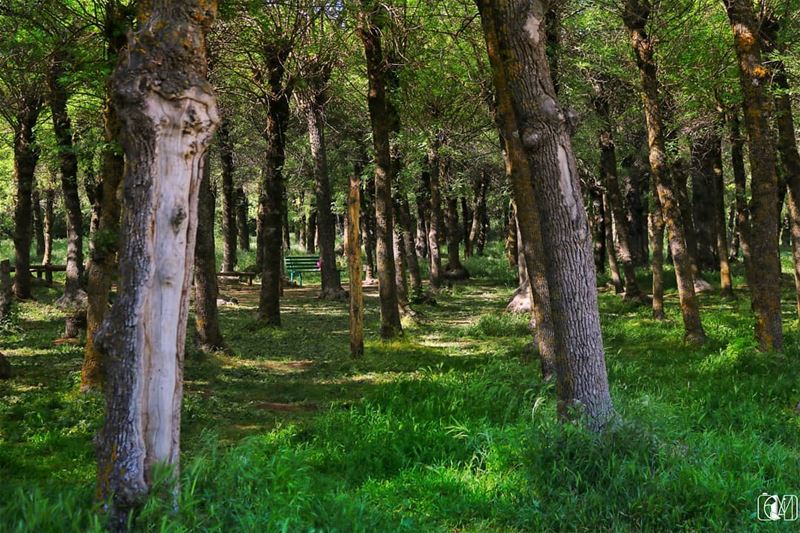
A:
[[94, 2, 219, 529]]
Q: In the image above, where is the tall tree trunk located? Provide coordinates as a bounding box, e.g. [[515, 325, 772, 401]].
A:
[[729, 111, 748, 263], [673, 159, 704, 288], [767, 23, 800, 319], [257, 46, 292, 326], [12, 98, 42, 300], [347, 170, 364, 358], [479, 0, 613, 427], [604, 195, 624, 294], [94, 1, 219, 527], [415, 185, 429, 259], [621, 151, 650, 266], [690, 134, 719, 272], [218, 119, 237, 272], [361, 176, 377, 282], [462, 197, 473, 258], [236, 186, 250, 252], [32, 189, 45, 260], [588, 181, 606, 275], [426, 153, 445, 289], [444, 194, 468, 278], [591, 83, 645, 301], [82, 1, 128, 391], [358, 2, 402, 338], [723, 0, 783, 350], [194, 157, 225, 352], [42, 189, 54, 268], [469, 170, 489, 256], [649, 180, 666, 319], [48, 51, 85, 301], [623, 4, 705, 344], [708, 117, 734, 297], [303, 70, 344, 299], [396, 195, 423, 298], [306, 209, 317, 253]]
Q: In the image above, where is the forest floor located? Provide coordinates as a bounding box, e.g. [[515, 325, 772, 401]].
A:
[[1, 242, 799, 531]]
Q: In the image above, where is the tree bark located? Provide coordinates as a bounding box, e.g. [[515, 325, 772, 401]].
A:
[[604, 194, 624, 294], [361, 176, 377, 282], [592, 83, 645, 301], [94, 1, 219, 527], [395, 194, 423, 299], [82, 1, 128, 392], [469, 170, 489, 256], [623, 3, 705, 344], [588, 180, 607, 276], [236, 186, 250, 252], [347, 170, 364, 358], [12, 98, 42, 300], [303, 71, 344, 299], [444, 194, 468, 278], [358, 2, 402, 338], [427, 148, 445, 289], [218, 119, 237, 272], [707, 118, 734, 297], [42, 189, 54, 268], [0, 260, 12, 323], [690, 134, 719, 272], [32, 189, 45, 260], [723, 0, 783, 350], [194, 157, 225, 352], [257, 45, 292, 326], [479, 0, 614, 426], [48, 51, 85, 302]]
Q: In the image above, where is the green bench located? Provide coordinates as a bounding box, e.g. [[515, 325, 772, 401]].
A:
[[284, 255, 320, 287]]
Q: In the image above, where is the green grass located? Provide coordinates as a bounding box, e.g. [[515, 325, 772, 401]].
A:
[[1, 240, 799, 531]]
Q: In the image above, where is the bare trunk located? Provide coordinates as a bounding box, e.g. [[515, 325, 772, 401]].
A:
[[236, 186, 250, 251], [623, 6, 705, 344], [0, 260, 12, 322], [427, 149, 445, 289], [257, 46, 292, 326], [32, 189, 45, 260], [219, 119, 237, 272], [479, 0, 614, 427], [469, 170, 489, 256], [12, 99, 42, 300], [194, 157, 225, 352], [347, 171, 364, 357], [604, 195, 623, 294], [729, 111, 748, 263], [359, 5, 402, 338], [396, 195, 423, 298], [42, 189, 54, 268], [49, 51, 85, 301], [724, 0, 783, 350], [82, 2, 128, 392], [589, 181, 607, 276], [94, 1, 219, 527], [444, 194, 468, 278]]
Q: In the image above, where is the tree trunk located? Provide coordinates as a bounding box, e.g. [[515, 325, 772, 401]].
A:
[[690, 134, 719, 272], [479, 0, 613, 427], [673, 159, 706, 290], [444, 194, 468, 278], [469, 170, 489, 256], [42, 189, 54, 268], [257, 46, 292, 326], [0, 260, 12, 322], [621, 151, 650, 266], [194, 157, 225, 352], [304, 77, 344, 299], [12, 99, 42, 300], [395, 195, 423, 298], [236, 186, 250, 252], [723, 0, 783, 350], [426, 151, 445, 289], [361, 176, 377, 282], [604, 195, 624, 294], [32, 189, 45, 260], [589, 180, 606, 275], [48, 51, 85, 301], [347, 170, 364, 358], [462, 197, 473, 258], [729, 111, 748, 264], [415, 186, 429, 259], [623, 5, 705, 344], [708, 118, 734, 297], [358, 4, 402, 339], [94, 1, 219, 527], [219, 119, 237, 272], [592, 84, 645, 301], [82, 2, 128, 392]]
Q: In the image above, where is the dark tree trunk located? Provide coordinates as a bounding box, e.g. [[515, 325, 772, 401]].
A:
[[592, 83, 645, 300], [427, 146, 446, 288], [690, 134, 719, 272], [479, 0, 614, 428], [724, 0, 783, 350], [673, 159, 705, 289], [303, 67, 344, 299], [623, 4, 705, 344], [236, 186, 250, 252], [395, 195, 423, 298], [621, 152, 650, 266], [282, 186, 291, 252], [604, 195, 624, 294], [42, 189, 54, 268], [415, 185, 429, 259], [462, 197, 473, 258], [505, 202, 518, 268], [194, 157, 225, 352], [588, 181, 606, 275], [358, 3, 402, 338], [32, 189, 45, 260], [94, 1, 219, 527], [361, 177, 377, 282], [0, 260, 12, 322], [257, 46, 292, 326], [219, 119, 237, 272], [469, 170, 489, 256], [82, 1, 128, 392], [12, 98, 42, 300], [707, 118, 734, 297], [444, 194, 468, 278], [48, 51, 85, 301]]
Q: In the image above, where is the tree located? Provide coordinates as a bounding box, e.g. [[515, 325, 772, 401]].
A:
[[478, 0, 614, 428], [723, 0, 783, 351], [358, 0, 402, 339], [621, 0, 705, 344], [93, 0, 219, 527]]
